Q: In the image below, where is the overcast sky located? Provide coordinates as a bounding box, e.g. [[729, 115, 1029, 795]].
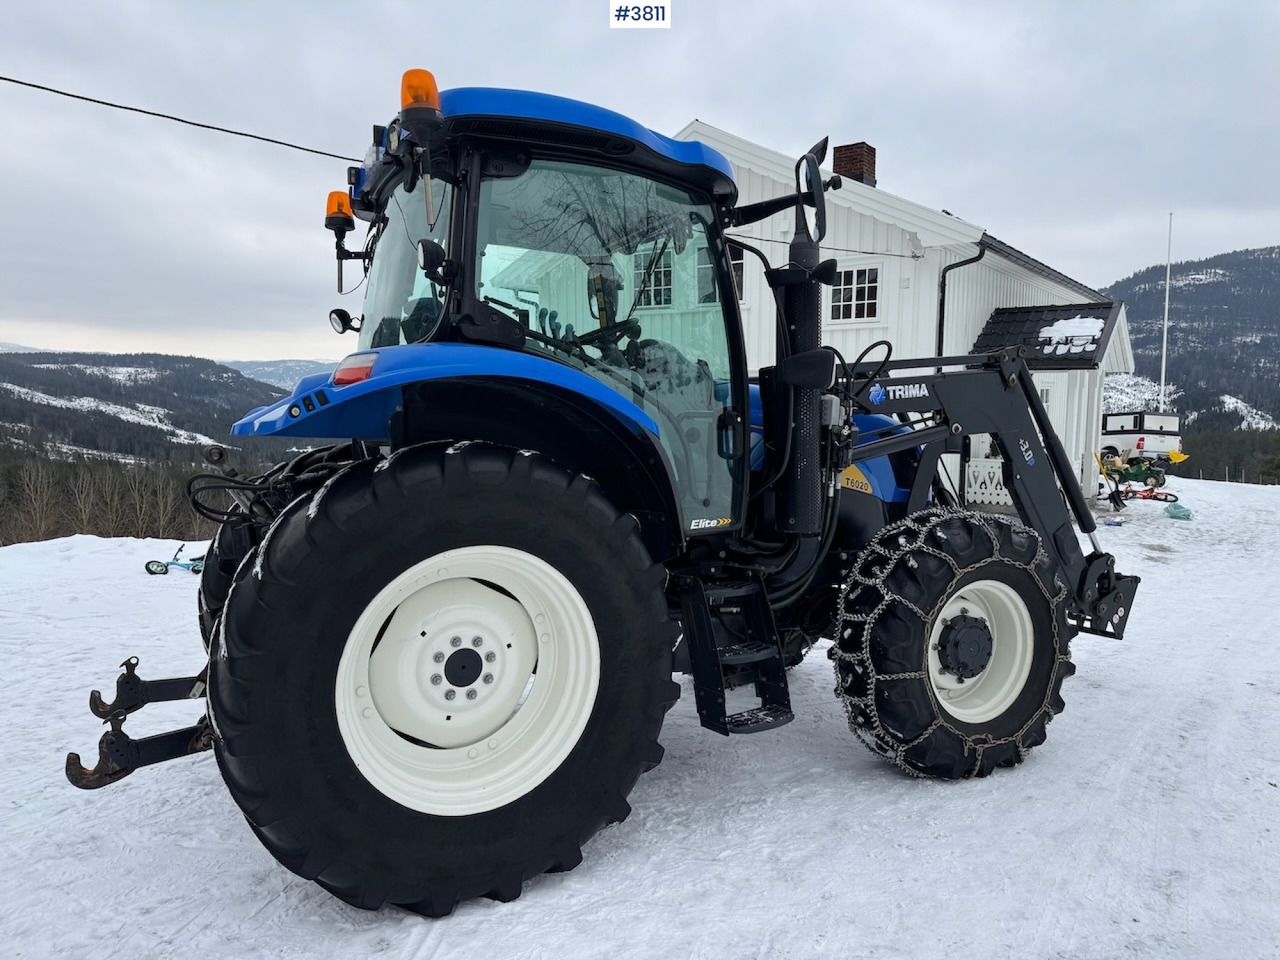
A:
[[1, 0, 1276, 361]]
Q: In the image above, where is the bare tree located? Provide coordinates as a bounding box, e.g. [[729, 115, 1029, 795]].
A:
[[0, 470, 13, 546], [67, 464, 98, 535], [17, 460, 59, 542], [152, 470, 186, 539], [96, 466, 129, 538], [123, 467, 152, 538]]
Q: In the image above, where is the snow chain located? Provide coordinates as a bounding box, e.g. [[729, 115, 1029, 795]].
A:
[[827, 507, 1071, 779]]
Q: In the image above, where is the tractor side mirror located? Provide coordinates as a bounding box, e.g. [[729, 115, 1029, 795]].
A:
[[779, 348, 837, 389], [806, 137, 829, 167], [801, 154, 827, 244], [329, 308, 360, 335]]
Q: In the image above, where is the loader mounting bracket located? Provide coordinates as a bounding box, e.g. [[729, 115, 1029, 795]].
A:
[[1071, 551, 1140, 639]]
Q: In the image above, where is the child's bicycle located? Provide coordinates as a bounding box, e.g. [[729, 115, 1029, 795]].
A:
[[144, 545, 205, 576], [1096, 450, 1186, 511]]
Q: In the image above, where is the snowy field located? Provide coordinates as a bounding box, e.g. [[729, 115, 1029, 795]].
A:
[[2, 476, 1277, 959]]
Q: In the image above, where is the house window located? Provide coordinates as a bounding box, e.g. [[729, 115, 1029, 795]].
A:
[[729, 243, 744, 300], [697, 243, 745, 303], [634, 247, 673, 307], [831, 267, 878, 320]]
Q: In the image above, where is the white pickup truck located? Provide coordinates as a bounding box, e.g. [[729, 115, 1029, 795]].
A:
[[1100, 410, 1183, 460]]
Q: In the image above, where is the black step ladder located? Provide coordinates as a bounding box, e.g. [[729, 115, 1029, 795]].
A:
[[678, 576, 794, 735]]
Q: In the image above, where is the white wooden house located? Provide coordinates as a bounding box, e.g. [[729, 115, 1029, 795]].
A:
[[675, 121, 1135, 503]]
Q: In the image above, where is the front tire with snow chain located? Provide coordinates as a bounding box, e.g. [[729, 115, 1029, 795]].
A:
[[208, 443, 679, 915], [829, 509, 1076, 779]]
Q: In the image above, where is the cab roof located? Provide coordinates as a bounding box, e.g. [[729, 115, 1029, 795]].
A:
[[438, 87, 737, 202]]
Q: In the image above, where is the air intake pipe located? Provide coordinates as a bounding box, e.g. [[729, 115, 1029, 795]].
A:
[[780, 153, 827, 536]]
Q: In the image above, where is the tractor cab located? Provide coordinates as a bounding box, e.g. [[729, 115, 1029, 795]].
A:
[[317, 76, 751, 537]]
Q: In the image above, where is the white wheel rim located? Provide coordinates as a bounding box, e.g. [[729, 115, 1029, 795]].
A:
[[927, 578, 1034, 725], [335, 545, 600, 816]]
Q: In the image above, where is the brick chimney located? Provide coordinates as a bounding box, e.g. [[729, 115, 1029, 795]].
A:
[[832, 142, 876, 187]]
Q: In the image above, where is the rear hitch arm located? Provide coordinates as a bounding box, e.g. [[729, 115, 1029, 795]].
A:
[[66, 713, 213, 790], [88, 657, 207, 719]]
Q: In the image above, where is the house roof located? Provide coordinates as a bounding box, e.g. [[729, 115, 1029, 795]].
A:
[[676, 122, 1109, 299], [675, 120, 985, 248], [980, 234, 1106, 302], [971, 301, 1124, 370]]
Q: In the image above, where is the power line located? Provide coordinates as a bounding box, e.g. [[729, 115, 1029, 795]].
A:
[[0, 74, 360, 162], [727, 233, 923, 259]]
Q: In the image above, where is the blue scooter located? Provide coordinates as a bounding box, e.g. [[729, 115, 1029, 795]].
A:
[[144, 545, 205, 576]]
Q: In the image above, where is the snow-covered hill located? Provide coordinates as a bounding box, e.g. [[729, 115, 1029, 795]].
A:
[[3, 477, 1278, 959], [1218, 394, 1278, 431], [1103, 245, 1280, 424], [222, 358, 338, 390], [0, 382, 220, 447], [0, 351, 288, 464], [1103, 372, 1182, 414], [1103, 372, 1279, 433]]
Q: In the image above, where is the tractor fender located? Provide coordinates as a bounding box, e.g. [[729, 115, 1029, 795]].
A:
[[231, 343, 661, 442], [230, 344, 684, 560], [396, 376, 685, 561]]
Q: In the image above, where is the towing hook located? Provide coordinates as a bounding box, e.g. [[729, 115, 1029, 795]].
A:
[[88, 658, 207, 720], [88, 657, 141, 719], [66, 712, 213, 791], [66, 711, 134, 790]]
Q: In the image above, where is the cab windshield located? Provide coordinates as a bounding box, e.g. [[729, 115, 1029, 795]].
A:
[[475, 158, 740, 529], [358, 178, 453, 350]]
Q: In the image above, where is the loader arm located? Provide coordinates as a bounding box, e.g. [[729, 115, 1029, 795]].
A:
[[840, 350, 1139, 639]]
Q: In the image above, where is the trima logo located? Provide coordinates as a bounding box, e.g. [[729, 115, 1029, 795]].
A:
[[869, 382, 931, 404], [1018, 438, 1035, 466]]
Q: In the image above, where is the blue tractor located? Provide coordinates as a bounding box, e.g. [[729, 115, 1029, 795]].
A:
[[68, 71, 1139, 916]]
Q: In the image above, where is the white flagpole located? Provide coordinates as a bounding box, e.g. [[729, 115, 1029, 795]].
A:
[[1159, 212, 1172, 412]]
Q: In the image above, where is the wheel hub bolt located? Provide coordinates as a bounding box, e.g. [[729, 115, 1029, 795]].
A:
[[485, 652, 496, 663], [444, 689, 456, 701], [483, 673, 494, 684], [472, 636, 483, 647], [450, 636, 462, 647], [433, 652, 445, 663], [466, 689, 478, 700], [431, 674, 442, 685]]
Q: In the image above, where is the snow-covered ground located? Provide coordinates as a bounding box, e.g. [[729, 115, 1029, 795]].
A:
[[2, 477, 1277, 959]]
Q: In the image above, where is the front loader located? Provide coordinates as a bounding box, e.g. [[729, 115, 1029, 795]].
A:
[[67, 70, 1138, 915]]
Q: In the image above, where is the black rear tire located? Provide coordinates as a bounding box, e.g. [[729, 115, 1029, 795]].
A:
[[830, 509, 1075, 779], [208, 442, 679, 915], [198, 510, 257, 651], [145, 560, 169, 575]]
